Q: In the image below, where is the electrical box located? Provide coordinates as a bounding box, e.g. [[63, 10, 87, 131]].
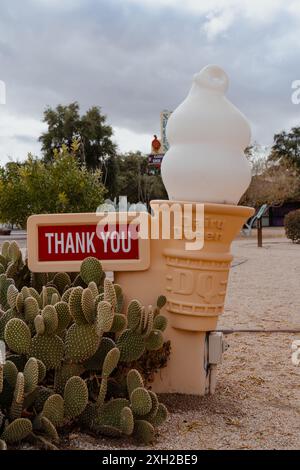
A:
[[208, 332, 228, 365]]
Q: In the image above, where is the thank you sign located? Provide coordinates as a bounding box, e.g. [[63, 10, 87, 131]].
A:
[[27, 213, 150, 272]]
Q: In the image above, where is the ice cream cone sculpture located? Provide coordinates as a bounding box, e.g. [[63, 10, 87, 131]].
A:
[[27, 65, 254, 395], [115, 65, 254, 394]]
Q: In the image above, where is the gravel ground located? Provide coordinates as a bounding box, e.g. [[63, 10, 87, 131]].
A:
[[4, 231, 300, 450]]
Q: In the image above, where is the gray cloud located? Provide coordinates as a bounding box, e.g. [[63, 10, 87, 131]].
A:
[[0, 0, 300, 161]]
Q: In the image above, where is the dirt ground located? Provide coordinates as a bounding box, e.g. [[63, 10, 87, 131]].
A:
[[3, 230, 300, 450], [69, 234, 300, 450]]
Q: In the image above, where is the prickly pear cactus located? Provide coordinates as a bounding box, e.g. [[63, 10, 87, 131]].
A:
[[0, 242, 169, 449]]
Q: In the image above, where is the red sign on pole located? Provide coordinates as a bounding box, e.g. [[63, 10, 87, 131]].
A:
[[27, 213, 150, 272]]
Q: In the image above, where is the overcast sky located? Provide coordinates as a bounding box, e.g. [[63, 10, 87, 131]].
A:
[[0, 0, 300, 163]]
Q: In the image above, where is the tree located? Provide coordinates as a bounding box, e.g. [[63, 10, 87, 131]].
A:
[[39, 102, 117, 196], [269, 127, 300, 169], [115, 152, 167, 205], [240, 153, 300, 207], [0, 141, 106, 228], [241, 136, 300, 207], [245, 142, 270, 175]]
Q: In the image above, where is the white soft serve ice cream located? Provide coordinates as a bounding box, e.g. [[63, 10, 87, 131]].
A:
[[161, 65, 252, 204]]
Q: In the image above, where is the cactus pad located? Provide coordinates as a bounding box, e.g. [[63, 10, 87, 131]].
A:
[[42, 305, 58, 334], [117, 329, 145, 362], [42, 394, 64, 426], [120, 406, 134, 436], [69, 287, 86, 324], [2, 418, 32, 443], [54, 363, 84, 394], [102, 348, 120, 377], [127, 300, 142, 330], [4, 318, 31, 354], [80, 257, 103, 285], [157, 295, 167, 309], [23, 357, 39, 394], [150, 403, 168, 426], [104, 278, 117, 309], [3, 360, 18, 388], [81, 288, 96, 324], [40, 416, 59, 442], [65, 323, 99, 362], [30, 334, 64, 370], [54, 301, 71, 332], [130, 387, 152, 416], [110, 314, 127, 333], [153, 314, 167, 332], [64, 376, 88, 419], [134, 419, 154, 444], [145, 330, 164, 351], [127, 369, 144, 398], [97, 301, 114, 333]]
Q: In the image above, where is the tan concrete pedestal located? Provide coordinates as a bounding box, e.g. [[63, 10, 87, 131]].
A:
[[115, 201, 254, 395]]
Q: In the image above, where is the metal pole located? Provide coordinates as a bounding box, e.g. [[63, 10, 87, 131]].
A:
[[257, 217, 263, 247], [216, 329, 300, 334]]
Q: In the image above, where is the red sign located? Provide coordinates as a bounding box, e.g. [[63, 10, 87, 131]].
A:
[[38, 224, 139, 262], [27, 213, 150, 272], [148, 154, 164, 167]]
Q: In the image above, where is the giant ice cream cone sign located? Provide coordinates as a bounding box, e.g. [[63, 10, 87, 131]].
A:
[[158, 64, 253, 330], [116, 65, 254, 394]]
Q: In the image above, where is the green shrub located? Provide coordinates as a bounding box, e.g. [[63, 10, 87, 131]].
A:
[[284, 209, 300, 243], [0, 141, 105, 228]]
